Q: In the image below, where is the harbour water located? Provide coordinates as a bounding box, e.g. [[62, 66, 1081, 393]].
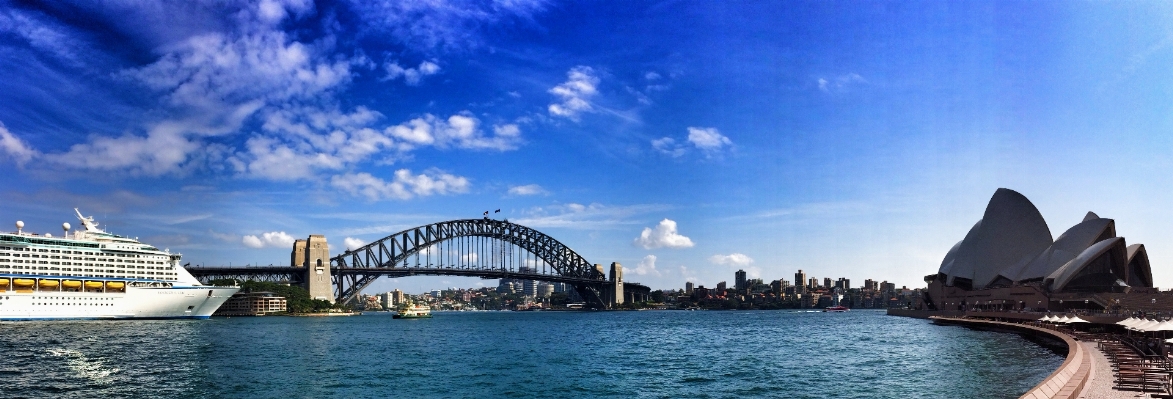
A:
[[0, 310, 1062, 398]]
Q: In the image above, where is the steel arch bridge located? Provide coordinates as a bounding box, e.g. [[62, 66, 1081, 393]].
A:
[[330, 218, 609, 307]]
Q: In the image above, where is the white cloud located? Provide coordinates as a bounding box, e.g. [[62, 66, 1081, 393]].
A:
[[242, 231, 296, 249], [651, 137, 685, 157], [0, 122, 37, 166], [708, 253, 754, 266], [3, 1, 531, 182], [462, 253, 478, 264], [818, 73, 866, 93], [514, 203, 668, 230], [384, 60, 441, 85], [330, 169, 470, 201], [548, 66, 599, 121], [344, 237, 365, 250], [508, 184, 546, 196], [630, 255, 661, 276], [686, 127, 732, 151], [634, 219, 694, 249], [385, 112, 522, 151]]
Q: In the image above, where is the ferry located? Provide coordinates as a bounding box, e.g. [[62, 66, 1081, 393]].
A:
[[823, 305, 849, 312], [393, 304, 432, 319], [0, 209, 239, 320]]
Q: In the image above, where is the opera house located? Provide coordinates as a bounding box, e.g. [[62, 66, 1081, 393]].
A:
[[923, 188, 1156, 313]]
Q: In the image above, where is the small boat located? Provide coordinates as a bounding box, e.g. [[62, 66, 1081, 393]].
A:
[[84, 281, 104, 289], [105, 281, 125, 290], [823, 305, 849, 312], [38, 279, 59, 289], [62, 280, 82, 289], [393, 304, 432, 319]]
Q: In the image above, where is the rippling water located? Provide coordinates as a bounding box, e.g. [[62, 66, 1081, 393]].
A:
[[0, 310, 1062, 398]]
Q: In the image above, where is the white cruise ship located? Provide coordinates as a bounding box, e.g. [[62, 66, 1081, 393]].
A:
[[0, 209, 239, 320]]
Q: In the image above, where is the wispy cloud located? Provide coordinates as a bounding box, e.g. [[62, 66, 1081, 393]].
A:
[[653, 126, 732, 158], [384, 60, 441, 85], [513, 203, 670, 230], [346, 0, 549, 52], [507, 184, 547, 196], [330, 169, 470, 201], [548, 66, 600, 121], [817, 73, 866, 93], [0, 122, 37, 166]]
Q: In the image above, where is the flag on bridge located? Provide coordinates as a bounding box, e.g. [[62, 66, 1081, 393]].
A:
[[483, 211, 489, 216], [495, 209, 500, 213]]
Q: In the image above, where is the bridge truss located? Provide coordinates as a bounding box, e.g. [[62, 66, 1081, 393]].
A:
[[331, 219, 609, 307]]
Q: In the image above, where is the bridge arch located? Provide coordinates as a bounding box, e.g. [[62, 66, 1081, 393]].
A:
[[331, 219, 608, 307]]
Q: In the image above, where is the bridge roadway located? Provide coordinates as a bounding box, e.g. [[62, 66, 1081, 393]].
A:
[[187, 265, 652, 304], [187, 265, 609, 286]]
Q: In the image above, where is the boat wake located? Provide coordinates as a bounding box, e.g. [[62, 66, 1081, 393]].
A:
[[47, 348, 119, 384]]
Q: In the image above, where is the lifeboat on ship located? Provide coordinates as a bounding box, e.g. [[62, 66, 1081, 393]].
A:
[[105, 281, 125, 291], [84, 281, 104, 290], [62, 280, 82, 290], [13, 278, 34, 293], [38, 279, 59, 289], [0, 278, 8, 287]]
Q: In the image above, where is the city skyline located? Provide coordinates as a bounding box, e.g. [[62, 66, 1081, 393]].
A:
[[2, 1, 1173, 294]]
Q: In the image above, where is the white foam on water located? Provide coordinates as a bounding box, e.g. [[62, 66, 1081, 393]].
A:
[[47, 348, 119, 384]]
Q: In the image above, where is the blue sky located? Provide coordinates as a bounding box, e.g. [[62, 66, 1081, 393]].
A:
[[2, 1, 1173, 294]]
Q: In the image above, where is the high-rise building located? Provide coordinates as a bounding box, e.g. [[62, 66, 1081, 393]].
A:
[[842, 278, 851, 290], [519, 266, 538, 297], [685, 281, 694, 294], [795, 270, 807, 294], [824, 277, 832, 289], [538, 282, 555, 298], [808, 277, 818, 289], [735, 269, 747, 293], [716, 281, 727, 294]]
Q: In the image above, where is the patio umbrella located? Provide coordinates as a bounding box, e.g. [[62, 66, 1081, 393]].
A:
[[1057, 315, 1071, 323], [1135, 320, 1161, 333], [1151, 320, 1173, 332], [1066, 316, 1090, 324]]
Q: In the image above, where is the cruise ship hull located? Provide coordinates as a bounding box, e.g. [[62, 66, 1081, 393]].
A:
[[0, 282, 239, 320]]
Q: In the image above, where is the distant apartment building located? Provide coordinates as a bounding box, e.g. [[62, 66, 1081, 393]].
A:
[[794, 270, 807, 294], [716, 281, 727, 295], [685, 281, 694, 294], [735, 269, 747, 293], [214, 292, 287, 316], [381, 289, 406, 309], [823, 277, 832, 289]]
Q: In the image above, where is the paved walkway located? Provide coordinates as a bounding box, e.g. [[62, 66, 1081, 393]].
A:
[[1077, 341, 1152, 399]]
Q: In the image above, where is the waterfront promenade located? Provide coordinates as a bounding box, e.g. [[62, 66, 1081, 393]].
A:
[[920, 313, 1173, 399]]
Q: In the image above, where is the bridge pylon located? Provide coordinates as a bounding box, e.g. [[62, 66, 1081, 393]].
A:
[[292, 235, 333, 303]]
